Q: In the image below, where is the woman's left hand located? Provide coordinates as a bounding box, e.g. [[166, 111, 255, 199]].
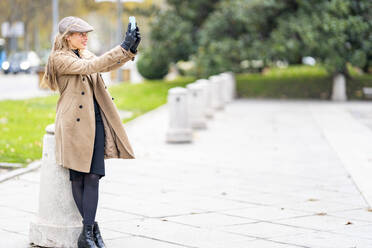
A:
[[130, 25, 141, 53]]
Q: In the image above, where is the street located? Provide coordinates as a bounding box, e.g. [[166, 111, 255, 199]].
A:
[[0, 73, 57, 100]]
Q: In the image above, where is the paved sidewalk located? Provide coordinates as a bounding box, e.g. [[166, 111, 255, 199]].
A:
[[2, 99, 372, 247]]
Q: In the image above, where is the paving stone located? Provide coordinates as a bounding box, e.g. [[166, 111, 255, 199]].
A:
[[101, 218, 255, 248], [329, 223, 372, 241], [164, 212, 255, 228], [0, 230, 30, 248], [273, 213, 368, 232], [328, 208, 372, 223], [243, 238, 304, 248], [105, 236, 191, 248], [219, 205, 309, 222], [95, 207, 143, 223], [218, 221, 313, 239], [98, 228, 132, 241], [278, 198, 364, 214], [0, 215, 35, 235], [269, 230, 372, 248]]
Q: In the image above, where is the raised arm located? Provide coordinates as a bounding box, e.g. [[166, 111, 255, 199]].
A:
[[53, 45, 135, 75]]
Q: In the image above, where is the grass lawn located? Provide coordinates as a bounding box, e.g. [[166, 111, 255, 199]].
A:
[[0, 76, 195, 166]]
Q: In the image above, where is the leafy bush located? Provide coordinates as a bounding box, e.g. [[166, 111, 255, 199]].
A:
[[137, 48, 170, 79], [347, 75, 372, 100]]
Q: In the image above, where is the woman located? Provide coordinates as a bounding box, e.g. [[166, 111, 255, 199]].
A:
[[42, 16, 141, 248]]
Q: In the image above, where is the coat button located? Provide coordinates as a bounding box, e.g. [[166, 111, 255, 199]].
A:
[[76, 118, 80, 122], [79, 105, 83, 109], [81, 91, 85, 95]]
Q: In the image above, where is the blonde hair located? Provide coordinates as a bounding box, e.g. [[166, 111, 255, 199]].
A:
[[40, 28, 74, 91]]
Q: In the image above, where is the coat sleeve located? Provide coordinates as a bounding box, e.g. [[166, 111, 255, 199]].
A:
[[54, 45, 136, 75], [88, 49, 137, 73]]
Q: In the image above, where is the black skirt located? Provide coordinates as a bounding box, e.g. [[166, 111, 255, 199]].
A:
[[69, 95, 106, 181]]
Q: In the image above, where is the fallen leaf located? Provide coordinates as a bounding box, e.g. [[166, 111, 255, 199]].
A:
[[307, 198, 319, 202]]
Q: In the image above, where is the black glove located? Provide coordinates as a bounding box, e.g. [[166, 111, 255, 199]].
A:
[[130, 26, 141, 54], [121, 23, 137, 52]]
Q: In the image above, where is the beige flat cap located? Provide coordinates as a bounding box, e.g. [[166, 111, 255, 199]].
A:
[[58, 16, 94, 34]]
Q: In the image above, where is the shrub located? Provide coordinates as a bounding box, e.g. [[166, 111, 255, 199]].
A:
[[137, 48, 170, 80]]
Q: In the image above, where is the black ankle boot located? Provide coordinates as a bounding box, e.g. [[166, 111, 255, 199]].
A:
[[93, 221, 106, 248], [78, 224, 97, 248]]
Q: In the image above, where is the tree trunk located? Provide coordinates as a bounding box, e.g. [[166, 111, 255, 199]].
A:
[[331, 73, 347, 101]]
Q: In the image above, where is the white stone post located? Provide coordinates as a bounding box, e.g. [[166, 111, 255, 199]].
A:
[[208, 75, 224, 110], [166, 87, 193, 143], [29, 124, 82, 248], [331, 73, 347, 101], [218, 73, 229, 104], [225, 71, 237, 101], [186, 83, 207, 129], [195, 79, 214, 119], [220, 72, 234, 103]]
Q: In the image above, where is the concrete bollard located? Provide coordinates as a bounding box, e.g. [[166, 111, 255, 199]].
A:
[[186, 83, 207, 129], [195, 79, 214, 119], [219, 73, 233, 104], [166, 87, 193, 143], [29, 124, 82, 248], [225, 71, 237, 100], [331, 73, 347, 101], [208, 75, 224, 111]]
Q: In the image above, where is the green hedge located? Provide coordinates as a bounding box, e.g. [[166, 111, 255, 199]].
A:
[[347, 74, 372, 99], [137, 48, 170, 79], [236, 65, 372, 99]]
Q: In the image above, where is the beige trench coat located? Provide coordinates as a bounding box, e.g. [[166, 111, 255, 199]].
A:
[[53, 45, 136, 173]]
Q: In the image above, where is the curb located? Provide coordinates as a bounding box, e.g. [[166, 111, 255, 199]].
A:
[[0, 159, 42, 183]]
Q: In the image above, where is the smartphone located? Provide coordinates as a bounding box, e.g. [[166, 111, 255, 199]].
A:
[[129, 16, 136, 31]]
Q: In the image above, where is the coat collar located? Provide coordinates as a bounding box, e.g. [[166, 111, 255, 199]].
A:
[[64, 48, 94, 60]]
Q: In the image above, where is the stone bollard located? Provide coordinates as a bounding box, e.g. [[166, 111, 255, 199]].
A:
[[225, 71, 237, 100], [208, 75, 225, 110], [331, 73, 347, 101], [195, 79, 214, 119], [186, 83, 207, 129], [219, 72, 233, 104], [29, 124, 82, 248], [166, 87, 193, 143]]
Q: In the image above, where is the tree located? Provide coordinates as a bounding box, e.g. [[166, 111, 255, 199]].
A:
[[150, 10, 194, 62], [195, 0, 306, 77], [270, 0, 372, 100], [147, 0, 221, 67], [196, 0, 372, 100]]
